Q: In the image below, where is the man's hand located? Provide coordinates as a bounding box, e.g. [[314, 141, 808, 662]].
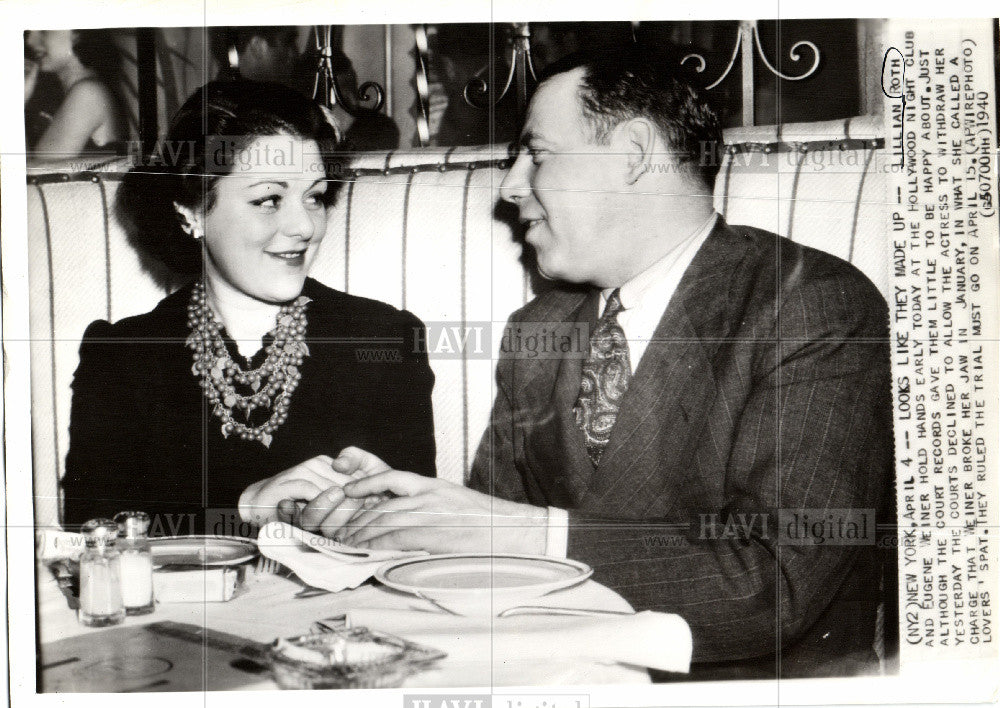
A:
[[336, 471, 549, 555], [238, 455, 351, 528], [284, 447, 392, 536]]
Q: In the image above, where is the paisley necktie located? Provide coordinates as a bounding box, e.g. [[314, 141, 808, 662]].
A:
[[574, 288, 631, 465]]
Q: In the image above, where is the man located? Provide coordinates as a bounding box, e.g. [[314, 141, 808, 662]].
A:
[[247, 49, 895, 679]]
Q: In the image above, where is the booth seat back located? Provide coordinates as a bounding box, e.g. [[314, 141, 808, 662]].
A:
[[26, 116, 887, 528]]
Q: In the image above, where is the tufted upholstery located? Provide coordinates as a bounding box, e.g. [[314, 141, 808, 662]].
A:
[[26, 116, 887, 529]]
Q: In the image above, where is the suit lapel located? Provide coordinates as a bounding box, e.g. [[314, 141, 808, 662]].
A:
[[507, 291, 589, 398], [517, 292, 595, 506], [551, 292, 602, 499], [581, 220, 752, 514]]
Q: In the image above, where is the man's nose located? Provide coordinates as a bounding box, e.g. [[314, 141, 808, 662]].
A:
[[499, 154, 531, 204]]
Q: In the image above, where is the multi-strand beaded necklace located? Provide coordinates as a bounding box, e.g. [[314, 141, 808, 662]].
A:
[[185, 280, 311, 448]]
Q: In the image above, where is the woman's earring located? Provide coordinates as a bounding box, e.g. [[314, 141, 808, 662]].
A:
[[179, 219, 203, 240], [173, 202, 203, 240]]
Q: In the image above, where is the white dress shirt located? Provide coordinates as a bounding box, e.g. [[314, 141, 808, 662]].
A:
[[544, 212, 719, 557]]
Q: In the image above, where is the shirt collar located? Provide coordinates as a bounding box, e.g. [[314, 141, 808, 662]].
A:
[[602, 211, 718, 312]]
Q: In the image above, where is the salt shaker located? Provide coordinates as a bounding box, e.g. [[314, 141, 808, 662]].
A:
[[78, 518, 126, 627], [114, 511, 155, 615]]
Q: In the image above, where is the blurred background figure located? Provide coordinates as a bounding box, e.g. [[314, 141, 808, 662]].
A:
[[424, 24, 518, 146], [209, 26, 400, 151], [422, 23, 632, 146], [24, 29, 126, 161], [209, 26, 303, 86]]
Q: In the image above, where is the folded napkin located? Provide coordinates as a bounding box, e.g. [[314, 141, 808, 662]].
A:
[[36, 529, 85, 562], [256, 522, 426, 592], [346, 607, 692, 673]]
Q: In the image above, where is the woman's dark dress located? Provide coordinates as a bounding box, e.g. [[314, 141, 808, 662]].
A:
[[62, 278, 436, 535]]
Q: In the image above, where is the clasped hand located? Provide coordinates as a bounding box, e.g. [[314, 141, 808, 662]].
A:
[[238, 447, 547, 555], [237, 446, 388, 535]]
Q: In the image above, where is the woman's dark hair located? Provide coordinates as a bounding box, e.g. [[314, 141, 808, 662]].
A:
[[73, 29, 123, 77], [538, 47, 723, 191], [116, 80, 343, 281]]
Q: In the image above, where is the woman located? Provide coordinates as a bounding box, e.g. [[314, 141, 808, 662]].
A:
[[25, 29, 125, 160], [62, 80, 436, 535]]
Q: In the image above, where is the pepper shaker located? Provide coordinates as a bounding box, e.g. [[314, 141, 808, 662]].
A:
[[78, 518, 126, 627], [114, 511, 155, 615]]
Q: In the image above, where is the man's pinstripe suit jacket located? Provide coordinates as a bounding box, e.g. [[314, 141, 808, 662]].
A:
[[469, 218, 895, 677]]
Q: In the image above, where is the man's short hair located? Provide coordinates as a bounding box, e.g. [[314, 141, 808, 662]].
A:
[[539, 48, 722, 191]]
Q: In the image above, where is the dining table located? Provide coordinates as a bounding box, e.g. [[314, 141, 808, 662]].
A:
[[36, 558, 659, 692]]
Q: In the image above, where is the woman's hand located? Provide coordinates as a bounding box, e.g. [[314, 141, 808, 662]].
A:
[[329, 445, 393, 477], [287, 447, 392, 537], [238, 455, 352, 528]]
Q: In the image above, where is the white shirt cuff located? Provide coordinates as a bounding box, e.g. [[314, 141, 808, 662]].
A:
[[545, 506, 569, 558]]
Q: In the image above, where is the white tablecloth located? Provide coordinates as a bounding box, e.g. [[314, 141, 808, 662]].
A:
[[37, 564, 656, 689]]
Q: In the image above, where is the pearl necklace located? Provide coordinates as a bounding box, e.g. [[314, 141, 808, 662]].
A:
[[185, 281, 311, 448]]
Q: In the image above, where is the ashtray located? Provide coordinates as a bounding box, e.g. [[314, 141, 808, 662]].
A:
[[267, 627, 446, 689]]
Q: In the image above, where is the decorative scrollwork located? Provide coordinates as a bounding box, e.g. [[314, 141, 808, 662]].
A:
[[680, 21, 820, 90], [463, 23, 536, 109], [683, 28, 744, 91], [464, 48, 522, 109], [355, 81, 385, 111], [680, 53, 707, 74], [412, 24, 432, 146], [450, 18, 821, 129], [751, 23, 820, 81], [312, 26, 386, 117], [462, 75, 490, 108]]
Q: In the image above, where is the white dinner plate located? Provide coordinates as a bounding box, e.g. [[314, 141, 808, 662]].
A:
[[150, 535, 257, 567], [375, 554, 593, 614]]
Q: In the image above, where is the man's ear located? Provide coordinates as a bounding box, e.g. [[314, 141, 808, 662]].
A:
[[173, 202, 203, 240], [619, 118, 657, 185]]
